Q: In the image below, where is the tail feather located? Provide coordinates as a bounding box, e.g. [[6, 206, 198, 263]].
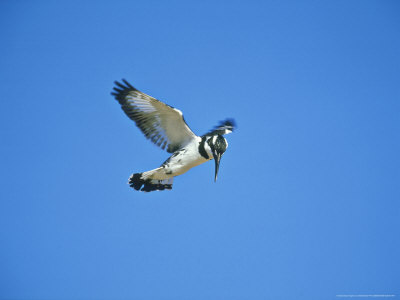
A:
[[128, 173, 145, 191], [128, 173, 173, 192]]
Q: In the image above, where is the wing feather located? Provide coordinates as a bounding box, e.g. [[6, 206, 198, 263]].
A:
[[111, 79, 196, 153]]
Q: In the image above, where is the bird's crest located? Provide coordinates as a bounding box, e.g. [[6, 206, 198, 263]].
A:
[[204, 118, 237, 136]]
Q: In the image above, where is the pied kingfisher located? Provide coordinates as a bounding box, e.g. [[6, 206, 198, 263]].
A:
[[111, 79, 236, 192]]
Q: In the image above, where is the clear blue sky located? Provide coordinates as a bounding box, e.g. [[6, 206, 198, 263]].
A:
[[1, 1, 399, 299]]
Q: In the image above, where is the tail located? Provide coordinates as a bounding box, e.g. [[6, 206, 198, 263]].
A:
[[128, 171, 173, 192]]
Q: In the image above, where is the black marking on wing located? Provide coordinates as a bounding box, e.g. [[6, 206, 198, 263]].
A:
[[204, 118, 237, 136], [111, 79, 196, 153]]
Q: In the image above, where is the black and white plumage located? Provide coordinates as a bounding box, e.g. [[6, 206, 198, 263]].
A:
[[111, 79, 236, 192]]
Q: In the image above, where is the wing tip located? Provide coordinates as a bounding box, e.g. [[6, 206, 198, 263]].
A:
[[111, 79, 138, 101]]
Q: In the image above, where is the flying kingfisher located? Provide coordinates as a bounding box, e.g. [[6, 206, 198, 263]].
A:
[[111, 79, 236, 192]]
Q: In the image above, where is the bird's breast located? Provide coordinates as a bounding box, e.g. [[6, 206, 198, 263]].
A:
[[163, 148, 211, 177]]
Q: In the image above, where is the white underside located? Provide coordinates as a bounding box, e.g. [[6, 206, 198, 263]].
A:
[[141, 137, 213, 181]]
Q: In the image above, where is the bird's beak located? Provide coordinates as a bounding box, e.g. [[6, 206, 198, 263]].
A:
[[214, 153, 221, 182]]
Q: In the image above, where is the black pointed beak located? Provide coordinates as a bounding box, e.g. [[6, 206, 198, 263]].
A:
[[214, 153, 221, 182]]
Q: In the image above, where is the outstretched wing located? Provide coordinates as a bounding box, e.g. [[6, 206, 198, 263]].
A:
[[111, 79, 197, 153], [204, 118, 237, 136]]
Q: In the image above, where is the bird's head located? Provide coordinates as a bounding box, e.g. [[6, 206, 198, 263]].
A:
[[207, 135, 228, 182]]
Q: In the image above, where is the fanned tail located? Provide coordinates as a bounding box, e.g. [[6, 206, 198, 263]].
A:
[[128, 171, 173, 192]]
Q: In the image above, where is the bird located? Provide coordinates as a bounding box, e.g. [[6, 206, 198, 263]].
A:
[[111, 79, 236, 192]]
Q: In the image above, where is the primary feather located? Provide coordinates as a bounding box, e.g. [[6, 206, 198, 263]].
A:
[[111, 79, 196, 153]]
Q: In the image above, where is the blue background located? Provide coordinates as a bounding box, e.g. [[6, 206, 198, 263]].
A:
[[1, 1, 399, 299]]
